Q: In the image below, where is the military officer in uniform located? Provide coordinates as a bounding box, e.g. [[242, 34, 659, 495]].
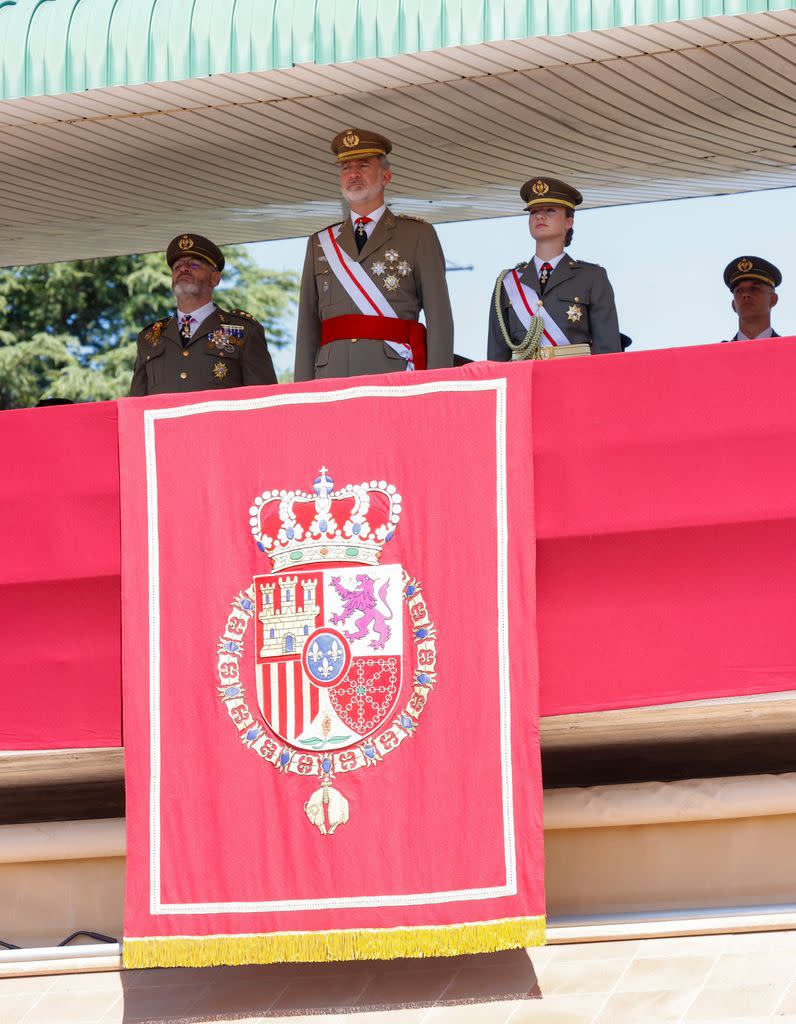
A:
[[722, 256, 782, 342], [294, 129, 454, 381], [487, 177, 621, 360], [129, 233, 277, 396]]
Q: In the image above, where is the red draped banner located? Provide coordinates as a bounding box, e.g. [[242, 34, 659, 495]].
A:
[[119, 363, 545, 967]]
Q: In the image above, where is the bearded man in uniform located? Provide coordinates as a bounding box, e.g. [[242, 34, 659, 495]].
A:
[[130, 233, 276, 396], [294, 129, 454, 381]]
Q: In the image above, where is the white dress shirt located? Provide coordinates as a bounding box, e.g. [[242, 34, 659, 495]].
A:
[[176, 301, 217, 338], [350, 204, 387, 240]]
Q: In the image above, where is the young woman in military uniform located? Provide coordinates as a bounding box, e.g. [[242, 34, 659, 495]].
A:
[[487, 178, 621, 360]]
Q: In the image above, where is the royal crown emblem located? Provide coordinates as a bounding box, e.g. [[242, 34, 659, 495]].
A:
[[178, 234, 193, 250], [342, 130, 360, 149], [532, 179, 549, 196], [217, 468, 436, 837], [249, 468, 401, 572], [737, 258, 753, 273]]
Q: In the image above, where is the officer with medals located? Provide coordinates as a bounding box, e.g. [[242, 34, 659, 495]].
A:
[[294, 129, 454, 381], [129, 234, 277, 396], [722, 256, 782, 342], [487, 177, 621, 360]]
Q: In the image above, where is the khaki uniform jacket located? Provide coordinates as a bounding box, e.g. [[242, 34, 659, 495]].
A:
[[129, 306, 277, 397], [487, 256, 621, 359], [294, 209, 454, 381]]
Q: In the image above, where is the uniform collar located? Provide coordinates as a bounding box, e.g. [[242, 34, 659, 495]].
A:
[[176, 300, 217, 333], [736, 326, 774, 341], [349, 203, 387, 235], [533, 252, 566, 273]]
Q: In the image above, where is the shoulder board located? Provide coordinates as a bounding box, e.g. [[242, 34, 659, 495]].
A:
[[513, 261, 528, 271], [145, 317, 169, 330], [397, 213, 427, 223], [567, 258, 603, 269], [226, 308, 258, 322], [318, 222, 343, 236]]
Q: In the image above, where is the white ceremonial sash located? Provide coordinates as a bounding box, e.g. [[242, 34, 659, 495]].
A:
[[502, 270, 570, 348], [319, 227, 414, 369]]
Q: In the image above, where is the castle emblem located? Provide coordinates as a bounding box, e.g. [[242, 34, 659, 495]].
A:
[[216, 468, 437, 836]]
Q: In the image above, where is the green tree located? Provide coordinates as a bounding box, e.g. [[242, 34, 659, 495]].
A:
[[0, 247, 297, 409]]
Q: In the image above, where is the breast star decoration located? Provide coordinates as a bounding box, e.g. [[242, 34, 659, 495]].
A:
[[212, 361, 229, 380], [566, 303, 583, 324], [371, 250, 411, 293]]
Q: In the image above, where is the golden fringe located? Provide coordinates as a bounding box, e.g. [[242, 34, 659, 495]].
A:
[[123, 916, 545, 969]]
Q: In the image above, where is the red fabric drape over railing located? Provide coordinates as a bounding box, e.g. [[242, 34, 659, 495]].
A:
[[3, 339, 796, 750]]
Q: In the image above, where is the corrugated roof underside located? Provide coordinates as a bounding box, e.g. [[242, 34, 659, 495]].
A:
[[2, 11, 796, 264], [2, 0, 796, 102]]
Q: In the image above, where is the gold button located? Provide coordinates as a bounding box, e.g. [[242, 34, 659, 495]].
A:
[[145, 355, 151, 361], [351, 338, 358, 344], [182, 349, 189, 357], [537, 300, 544, 308], [179, 371, 188, 380]]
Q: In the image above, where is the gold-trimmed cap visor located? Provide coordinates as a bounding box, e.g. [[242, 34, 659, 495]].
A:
[[520, 177, 583, 211], [331, 128, 392, 162], [723, 256, 781, 290], [166, 233, 225, 271]]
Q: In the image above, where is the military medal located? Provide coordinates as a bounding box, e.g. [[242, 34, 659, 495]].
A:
[[370, 250, 411, 293], [212, 361, 229, 380], [209, 325, 243, 354], [566, 304, 583, 324]]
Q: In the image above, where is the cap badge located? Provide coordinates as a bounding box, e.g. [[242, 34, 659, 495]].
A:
[[532, 180, 549, 196], [342, 130, 360, 149], [737, 258, 753, 273], [178, 235, 194, 251]]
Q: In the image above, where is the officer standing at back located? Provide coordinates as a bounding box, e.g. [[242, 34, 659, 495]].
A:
[[722, 256, 782, 342]]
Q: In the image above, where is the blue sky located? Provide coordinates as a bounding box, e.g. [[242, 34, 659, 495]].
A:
[[249, 186, 796, 376]]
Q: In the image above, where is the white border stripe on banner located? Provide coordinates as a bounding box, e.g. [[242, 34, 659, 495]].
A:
[[144, 378, 517, 914]]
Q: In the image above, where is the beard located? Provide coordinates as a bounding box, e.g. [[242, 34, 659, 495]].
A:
[[173, 277, 204, 302], [341, 179, 383, 207]]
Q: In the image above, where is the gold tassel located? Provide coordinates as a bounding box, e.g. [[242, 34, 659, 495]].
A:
[[123, 916, 545, 969]]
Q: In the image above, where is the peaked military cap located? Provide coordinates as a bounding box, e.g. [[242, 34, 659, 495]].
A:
[[166, 233, 225, 272], [331, 128, 392, 162], [723, 255, 781, 291], [521, 177, 583, 211]]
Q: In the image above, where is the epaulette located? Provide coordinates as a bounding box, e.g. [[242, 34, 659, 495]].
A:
[[227, 308, 258, 322], [397, 213, 428, 223]]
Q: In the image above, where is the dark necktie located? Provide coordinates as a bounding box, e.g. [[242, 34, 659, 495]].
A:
[[179, 315, 193, 342], [354, 216, 372, 253], [539, 262, 553, 293]]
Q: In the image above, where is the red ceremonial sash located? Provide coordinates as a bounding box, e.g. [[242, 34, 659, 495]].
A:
[[320, 314, 428, 371]]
